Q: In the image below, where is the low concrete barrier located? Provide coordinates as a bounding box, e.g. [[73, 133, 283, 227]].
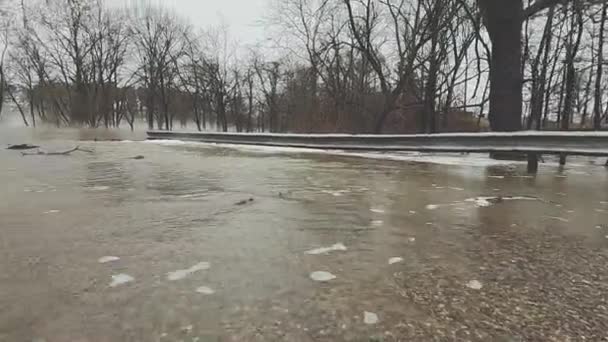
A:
[[147, 130, 608, 173]]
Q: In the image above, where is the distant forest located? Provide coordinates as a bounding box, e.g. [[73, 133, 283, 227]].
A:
[[0, 0, 606, 133]]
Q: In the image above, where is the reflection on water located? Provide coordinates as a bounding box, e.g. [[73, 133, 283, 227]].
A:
[[1, 127, 608, 341]]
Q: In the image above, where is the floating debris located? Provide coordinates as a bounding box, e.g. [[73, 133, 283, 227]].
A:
[[448, 187, 465, 191], [98, 256, 120, 264], [595, 209, 606, 213], [167, 262, 210, 281], [408, 237, 416, 243], [388, 257, 404, 265], [180, 325, 193, 334], [109, 274, 134, 287], [409, 210, 417, 214], [132, 155, 145, 160], [195, 286, 215, 295], [235, 198, 254, 206], [363, 311, 379, 325], [425, 204, 439, 210], [488, 176, 505, 179], [90, 186, 110, 191], [43, 210, 60, 214], [310, 271, 336, 282], [466, 280, 483, 290], [371, 220, 384, 227], [370, 208, 385, 214], [305, 243, 347, 255]]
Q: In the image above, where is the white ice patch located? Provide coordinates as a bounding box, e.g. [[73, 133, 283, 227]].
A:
[[363, 311, 379, 325], [43, 210, 60, 214], [89, 186, 110, 191], [167, 262, 210, 281], [466, 280, 483, 290], [305, 243, 347, 255], [425, 204, 439, 210], [370, 208, 385, 214], [388, 257, 404, 265], [98, 256, 120, 264], [310, 271, 336, 282], [110, 274, 134, 287], [195, 286, 215, 295]]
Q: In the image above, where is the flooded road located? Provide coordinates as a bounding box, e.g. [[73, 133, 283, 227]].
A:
[[1, 128, 608, 341]]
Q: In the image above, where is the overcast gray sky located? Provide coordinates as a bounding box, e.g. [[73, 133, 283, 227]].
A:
[[111, 0, 269, 45]]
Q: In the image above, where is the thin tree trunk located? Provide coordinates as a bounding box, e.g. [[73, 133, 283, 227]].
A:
[[594, 1, 607, 130]]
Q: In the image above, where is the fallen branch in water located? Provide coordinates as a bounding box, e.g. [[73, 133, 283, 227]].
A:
[[7, 144, 40, 150], [21, 146, 94, 156]]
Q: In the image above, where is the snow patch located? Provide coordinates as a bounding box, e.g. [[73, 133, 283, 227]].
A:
[[98, 256, 120, 264], [305, 243, 347, 255], [310, 271, 336, 282], [167, 262, 210, 281], [110, 274, 134, 287], [388, 257, 404, 265]]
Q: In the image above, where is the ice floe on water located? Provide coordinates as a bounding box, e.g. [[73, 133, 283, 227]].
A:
[[195, 286, 215, 295], [363, 311, 379, 325], [466, 280, 483, 290], [110, 274, 134, 287], [545, 216, 569, 223], [167, 262, 210, 281], [310, 271, 336, 282], [388, 257, 404, 265], [320, 189, 350, 197], [89, 186, 110, 191], [305, 243, 347, 255], [98, 256, 120, 264], [43, 210, 60, 214], [465, 197, 495, 207], [465, 195, 539, 208]]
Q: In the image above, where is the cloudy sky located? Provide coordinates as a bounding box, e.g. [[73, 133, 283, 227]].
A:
[[109, 0, 269, 45]]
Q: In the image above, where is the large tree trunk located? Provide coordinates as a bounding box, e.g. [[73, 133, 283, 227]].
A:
[[480, 0, 524, 131]]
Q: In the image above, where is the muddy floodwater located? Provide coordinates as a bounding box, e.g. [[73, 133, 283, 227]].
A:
[[1, 127, 608, 341]]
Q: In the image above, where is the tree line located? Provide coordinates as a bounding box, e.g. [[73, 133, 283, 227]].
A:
[[0, 0, 606, 133]]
